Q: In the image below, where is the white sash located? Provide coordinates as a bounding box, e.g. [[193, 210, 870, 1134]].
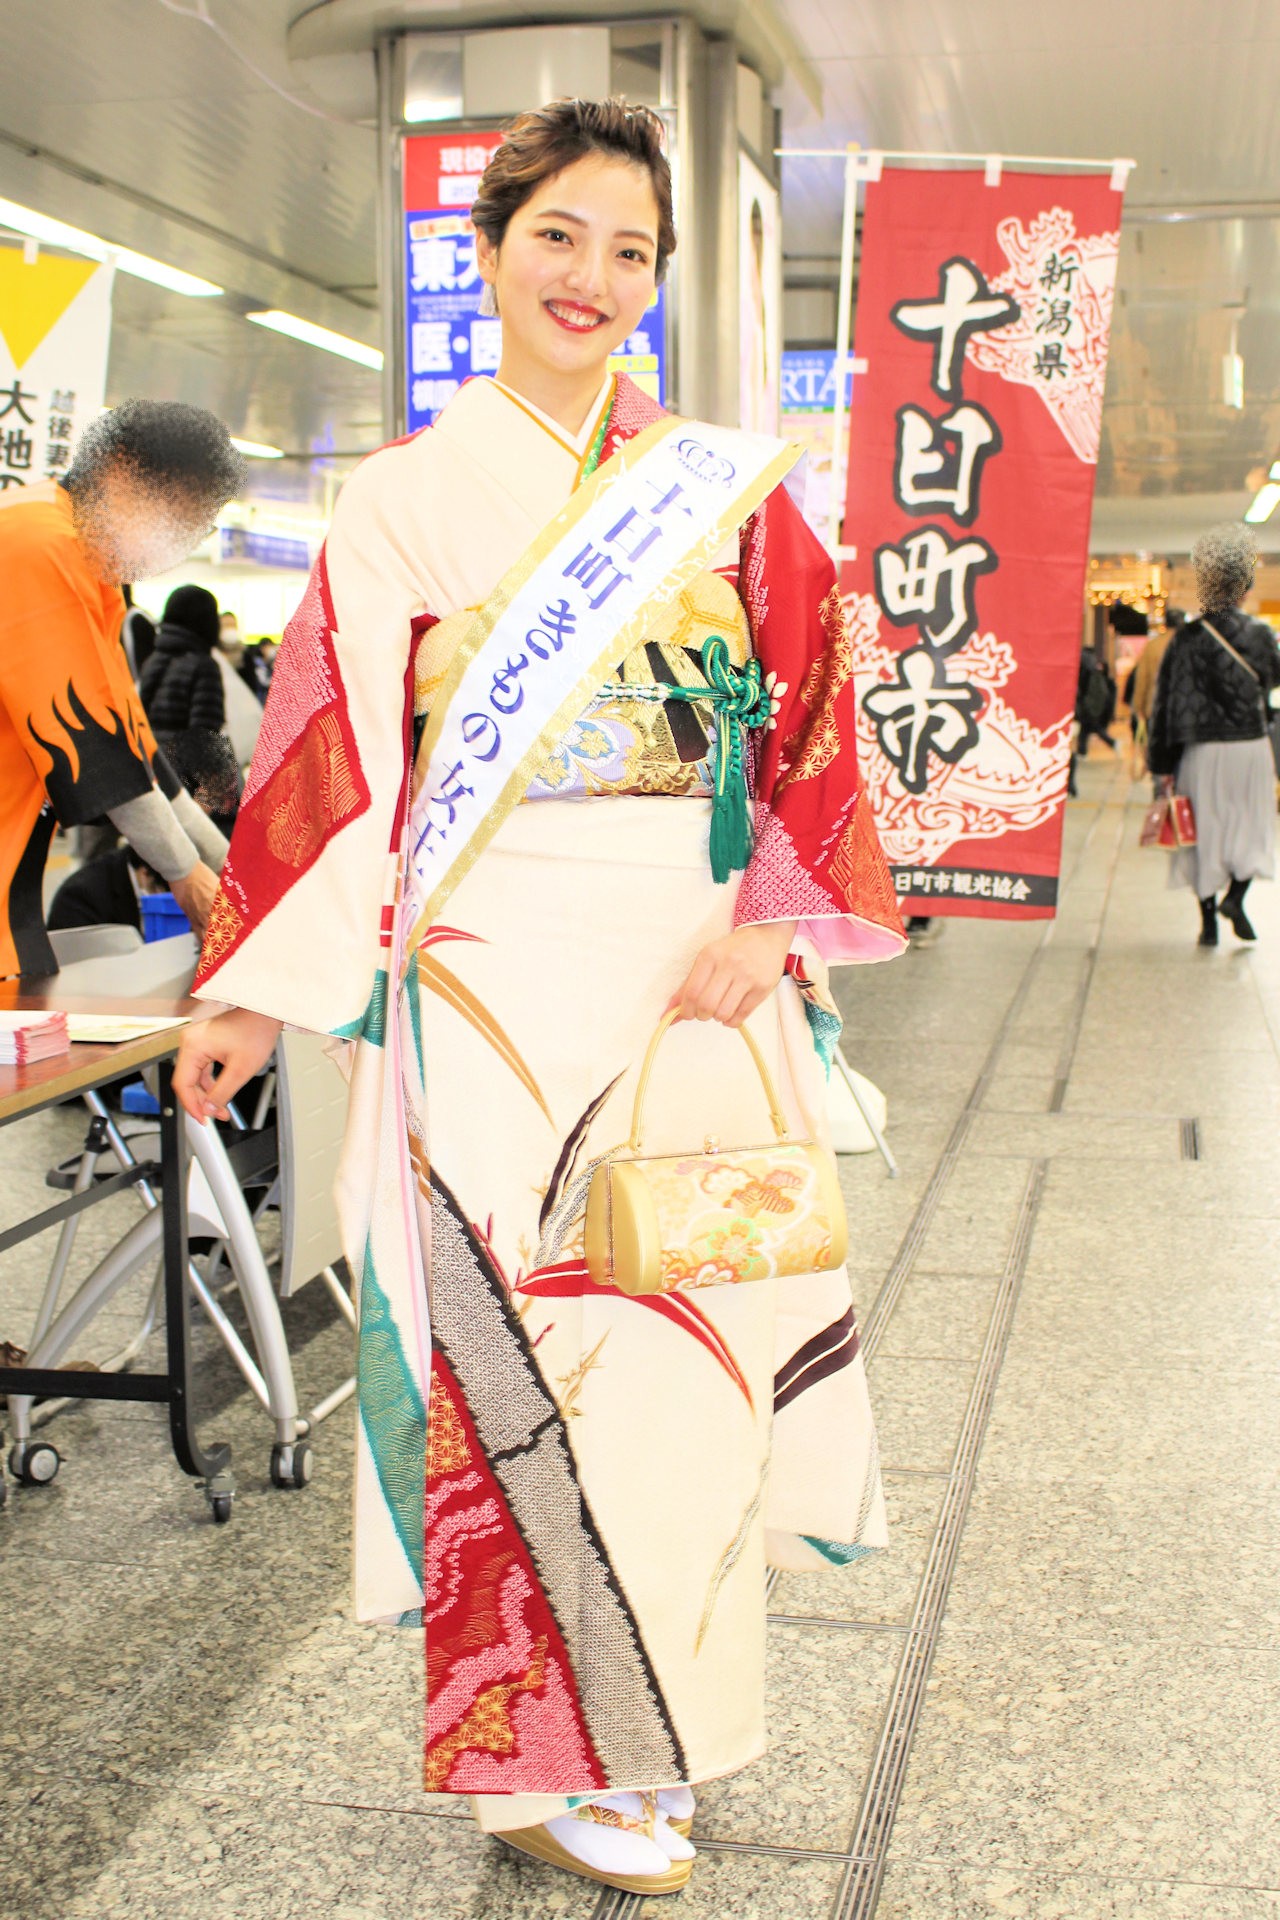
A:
[[401, 414, 802, 963]]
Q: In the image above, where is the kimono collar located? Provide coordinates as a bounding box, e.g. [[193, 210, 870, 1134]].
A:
[[488, 373, 615, 458]]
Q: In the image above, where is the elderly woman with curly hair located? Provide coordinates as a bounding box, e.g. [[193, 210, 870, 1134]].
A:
[[1148, 524, 1280, 946]]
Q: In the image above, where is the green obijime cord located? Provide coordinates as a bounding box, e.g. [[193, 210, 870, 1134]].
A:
[[662, 635, 773, 883], [581, 421, 757, 875]]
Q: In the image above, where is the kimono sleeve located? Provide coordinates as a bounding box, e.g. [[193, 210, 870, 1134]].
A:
[[735, 484, 905, 966], [193, 451, 428, 1035], [0, 536, 152, 824]]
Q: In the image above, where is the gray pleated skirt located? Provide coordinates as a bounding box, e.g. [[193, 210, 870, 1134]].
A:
[[1170, 738, 1277, 897]]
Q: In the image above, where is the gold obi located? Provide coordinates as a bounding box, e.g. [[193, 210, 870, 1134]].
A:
[[413, 570, 753, 802]]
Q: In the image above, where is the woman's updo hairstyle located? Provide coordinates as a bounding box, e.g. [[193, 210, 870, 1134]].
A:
[[471, 97, 677, 284]]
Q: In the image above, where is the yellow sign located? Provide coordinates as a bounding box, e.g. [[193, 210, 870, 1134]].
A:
[[0, 246, 99, 370]]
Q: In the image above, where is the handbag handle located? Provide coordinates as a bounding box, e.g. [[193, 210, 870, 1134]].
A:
[[629, 1008, 791, 1151]]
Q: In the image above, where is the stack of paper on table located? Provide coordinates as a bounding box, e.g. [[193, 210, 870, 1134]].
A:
[[0, 1011, 70, 1063], [65, 1014, 189, 1044]]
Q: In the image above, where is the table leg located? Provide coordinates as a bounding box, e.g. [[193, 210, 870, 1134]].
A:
[[158, 1062, 232, 1499]]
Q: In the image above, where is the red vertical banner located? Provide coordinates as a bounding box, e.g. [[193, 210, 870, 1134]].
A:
[[841, 168, 1125, 917]]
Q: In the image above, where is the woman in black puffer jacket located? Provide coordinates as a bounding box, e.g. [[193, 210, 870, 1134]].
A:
[[1148, 525, 1280, 946], [138, 584, 226, 736]]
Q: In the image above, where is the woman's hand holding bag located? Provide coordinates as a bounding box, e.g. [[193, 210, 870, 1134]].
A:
[[673, 919, 798, 1027]]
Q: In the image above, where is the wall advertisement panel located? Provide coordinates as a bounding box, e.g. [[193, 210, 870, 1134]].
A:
[[840, 167, 1125, 917], [0, 246, 114, 491], [780, 348, 854, 541]]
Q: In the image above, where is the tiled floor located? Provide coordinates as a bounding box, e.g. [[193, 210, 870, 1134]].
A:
[[4, 753, 1280, 1920]]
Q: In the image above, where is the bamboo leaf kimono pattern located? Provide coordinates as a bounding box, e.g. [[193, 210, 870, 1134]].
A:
[[194, 373, 905, 1815]]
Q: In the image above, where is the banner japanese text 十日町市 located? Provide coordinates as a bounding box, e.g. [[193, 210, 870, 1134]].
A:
[[841, 166, 1125, 917]]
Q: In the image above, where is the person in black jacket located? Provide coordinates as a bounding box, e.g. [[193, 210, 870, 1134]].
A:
[[138, 584, 226, 737], [1067, 646, 1119, 795], [1148, 524, 1280, 946]]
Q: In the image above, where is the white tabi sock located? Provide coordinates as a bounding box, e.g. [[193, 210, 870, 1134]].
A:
[[657, 1785, 697, 1824], [544, 1800, 673, 1879], [599, 1793, 697, 1862]]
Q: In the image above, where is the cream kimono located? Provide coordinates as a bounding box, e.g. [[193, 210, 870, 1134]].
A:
[[196, 373, 904, 1823]]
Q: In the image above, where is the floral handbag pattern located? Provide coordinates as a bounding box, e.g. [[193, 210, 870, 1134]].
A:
[[585, 1013, 848, 1296]]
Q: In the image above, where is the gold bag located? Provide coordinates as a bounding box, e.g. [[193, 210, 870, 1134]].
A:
[[584, 1010, 848, 1297]]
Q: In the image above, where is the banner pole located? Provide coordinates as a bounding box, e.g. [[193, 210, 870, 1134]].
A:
[[826, 145, 860, 561], [778, 147, 1135, 173]]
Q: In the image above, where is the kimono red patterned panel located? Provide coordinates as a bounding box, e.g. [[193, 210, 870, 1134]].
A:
[[197, 553, 371, 981], [424, 1352, 608, 1795], [840, 166, 1127, 919]]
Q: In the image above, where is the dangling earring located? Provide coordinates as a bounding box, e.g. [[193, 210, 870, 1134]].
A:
[[479, 281, 499, 319]]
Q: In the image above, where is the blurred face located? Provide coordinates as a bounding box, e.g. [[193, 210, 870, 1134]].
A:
[[476, 153, 660, 388], [75, 464, 214, 584]]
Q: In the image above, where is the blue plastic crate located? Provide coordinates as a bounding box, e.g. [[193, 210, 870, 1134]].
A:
[[140, 892, 191, 943], [120, 1079, 161, 1116]]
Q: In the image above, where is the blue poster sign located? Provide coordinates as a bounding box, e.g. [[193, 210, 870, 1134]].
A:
[[781, 349, 854, 413], [219, 527, 312, 571], [404, 210, 494, 431]]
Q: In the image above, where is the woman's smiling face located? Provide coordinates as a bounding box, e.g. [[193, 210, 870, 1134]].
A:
[[476, 152, 660, 385]]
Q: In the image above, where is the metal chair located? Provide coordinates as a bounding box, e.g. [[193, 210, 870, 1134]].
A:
[[6, 931, 353, 1513]]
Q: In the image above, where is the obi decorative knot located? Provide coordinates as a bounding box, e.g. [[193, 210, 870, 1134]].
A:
[[663, 635, 773, 882]]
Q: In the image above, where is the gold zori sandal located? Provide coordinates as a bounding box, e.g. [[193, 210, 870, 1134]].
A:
[[497, 1794, 693, 1895]]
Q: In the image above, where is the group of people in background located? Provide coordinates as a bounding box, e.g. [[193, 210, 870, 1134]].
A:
[[51, 577, 281, 938], [132, 586, 275, 770], [1070, 525, 1280, 949]]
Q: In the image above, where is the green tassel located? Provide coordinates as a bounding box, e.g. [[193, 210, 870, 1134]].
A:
[[660, 636, 767, 884], [708, 709, 754, 883]]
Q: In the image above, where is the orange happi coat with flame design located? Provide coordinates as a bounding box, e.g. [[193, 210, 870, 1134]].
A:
[[0, 481, 167, 975]]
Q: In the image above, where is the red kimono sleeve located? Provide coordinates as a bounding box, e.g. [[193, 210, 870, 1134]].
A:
[[735, 485, 905, 965]]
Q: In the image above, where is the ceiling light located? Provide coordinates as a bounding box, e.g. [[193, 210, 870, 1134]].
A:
[[1244, 482, 1280, 525], [245, 309, 383, 370], [231, 436, 285, 459], [0, 196, 222, 296], [1269, 460, 1280, 482]]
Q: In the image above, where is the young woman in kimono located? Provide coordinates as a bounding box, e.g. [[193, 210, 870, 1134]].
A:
[[174, 99, 905, 1897]]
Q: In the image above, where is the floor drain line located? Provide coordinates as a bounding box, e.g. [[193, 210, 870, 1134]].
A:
[[1048, 945, 1097, 1113], [1180, 1117, 1202, 1160], [831, 1160, 1047, 1920], [862, 935, 1043, 1360], [1048, 781, 1131, 1113], [592, 1891, 636, 1920]]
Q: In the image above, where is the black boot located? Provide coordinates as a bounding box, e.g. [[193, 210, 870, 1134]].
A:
[[1220, 877, 1257, 941], [1198, 896, 1219, 947]]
